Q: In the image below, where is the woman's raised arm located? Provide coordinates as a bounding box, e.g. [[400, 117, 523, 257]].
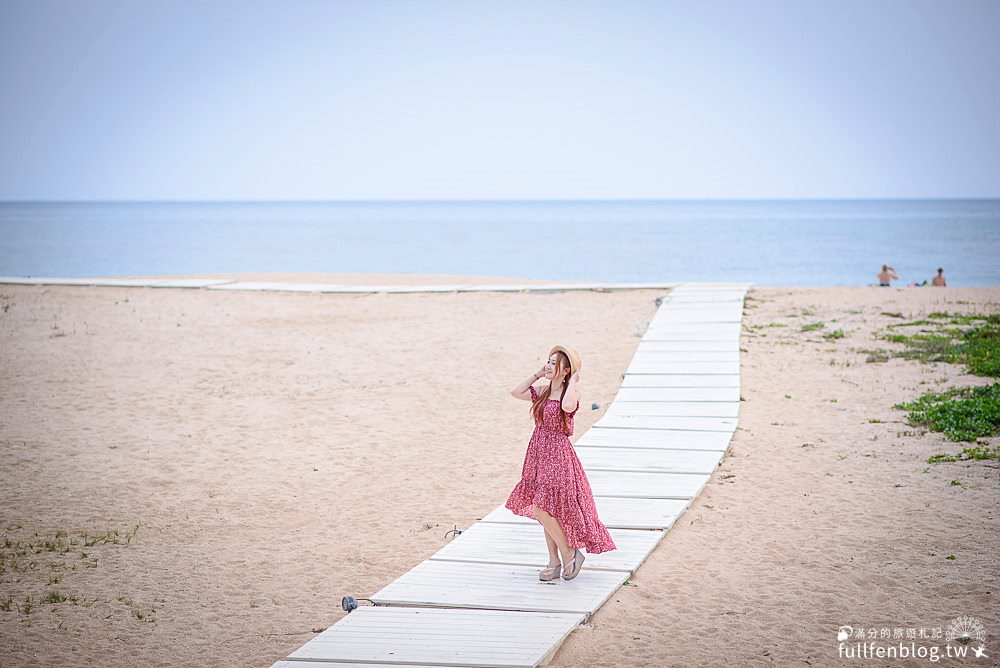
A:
[[512, 367, 544, 401], [562, 371, 581, 411]]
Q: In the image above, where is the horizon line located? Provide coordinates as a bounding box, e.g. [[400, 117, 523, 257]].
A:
[[2, 196, 1000, 204]]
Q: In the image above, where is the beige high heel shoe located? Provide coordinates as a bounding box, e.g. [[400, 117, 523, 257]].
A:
[[538, 562, 561, 581], [561, 549, 586, 580]]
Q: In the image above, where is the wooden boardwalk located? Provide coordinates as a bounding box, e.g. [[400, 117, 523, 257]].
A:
[[0, 276, 751, 668], [264, 281, 751, 667], [0, 276, 678, 293], [3, 275, 750, 666]]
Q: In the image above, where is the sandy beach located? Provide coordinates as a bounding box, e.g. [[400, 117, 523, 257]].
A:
[[1, 275, 997, 667]]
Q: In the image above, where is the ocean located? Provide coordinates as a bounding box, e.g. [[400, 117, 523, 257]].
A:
[[1, 199, 998, 286]]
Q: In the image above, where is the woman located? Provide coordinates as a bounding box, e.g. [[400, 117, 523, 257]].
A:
[[505, 345, 617, 582]]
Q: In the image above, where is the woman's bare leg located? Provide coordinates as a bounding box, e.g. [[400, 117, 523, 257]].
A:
[[532, 504, 576, 564], [542, 526, 561, 567]]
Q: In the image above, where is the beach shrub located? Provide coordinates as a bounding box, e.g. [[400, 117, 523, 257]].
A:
[[927, 444, 1000, 463], [956, 325, 1000, 377], [878, 313, 1000, 377], [865, 349, 890, 363], [894, 383, 1000, 442]]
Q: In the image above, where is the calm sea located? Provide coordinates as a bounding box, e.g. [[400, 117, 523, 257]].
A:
[[1, 199, 998, 286]]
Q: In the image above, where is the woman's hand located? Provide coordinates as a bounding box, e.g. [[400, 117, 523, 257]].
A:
[[535, 364, 547, 379]]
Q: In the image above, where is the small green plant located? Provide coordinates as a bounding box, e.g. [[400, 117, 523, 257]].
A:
[[802, 322, 825, 332], [42, 591, 67, 604], [81, 522, 140, 547], [949, 480, 962, 486], [886, 318, 935, 328], [823, 329, 845, 340], [879, 314, 1000, 377], [945, 554, 957, 560], [928, 444, 1000, 463], [894, 383, 1000, 441], [865, 349, 891, 363], [868, 418, 882, 423]]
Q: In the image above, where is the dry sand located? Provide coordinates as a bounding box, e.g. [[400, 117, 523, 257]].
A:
[[0, 275, 997, 667]]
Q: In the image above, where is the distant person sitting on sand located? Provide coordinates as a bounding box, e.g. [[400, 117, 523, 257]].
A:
[[931, 268, 947, 287], [876, 264, 899, 287]]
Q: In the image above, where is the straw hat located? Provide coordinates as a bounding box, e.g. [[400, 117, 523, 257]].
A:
[[549, 345, 581, 377]]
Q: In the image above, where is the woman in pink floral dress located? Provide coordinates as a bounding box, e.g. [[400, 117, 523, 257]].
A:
[[505, 345, 617, 581]]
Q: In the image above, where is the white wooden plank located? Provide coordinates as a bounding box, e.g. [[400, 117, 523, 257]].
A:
[[657, 302, 746, 310], [669, 283, 752, 290], [148, 278, 236, 288], [209, 281, 340, 292], [604, 401, 739, 417], [352, 284, 477, 293], [646, 322, 742, 332], [644, 324, 742, 340], [666, 294, 746, 303], [665, 293, 748, 300], [650, 310, 743, 324], [614, 386, 741, 401], [274, 663, 475, 668], [574, 445, 723, 474], [619, 374, 740, 388], [642, 332, 741, 343], [653, 301, 744, 312], [285, 606, 585, 668], [576, 426, 732, 451], [633, 350, 740, 361], [593, 414, 737, 432], [369, 561, 629, 620], [637, 340, 742, 351], [443, 282, 679, 292], [625, 360, 740, 375], [586, 470, 711, 499], [479, 497, 687, 530], [427, 522, 662, 574]]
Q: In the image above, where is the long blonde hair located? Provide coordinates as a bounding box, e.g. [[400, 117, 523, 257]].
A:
[[531, 350, 573, 435]]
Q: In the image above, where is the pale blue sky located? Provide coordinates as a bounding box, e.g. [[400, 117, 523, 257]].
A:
[[1, 0, 998, 200]]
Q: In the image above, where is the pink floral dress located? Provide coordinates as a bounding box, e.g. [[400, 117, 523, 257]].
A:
[[504, 386, 617, 554]]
